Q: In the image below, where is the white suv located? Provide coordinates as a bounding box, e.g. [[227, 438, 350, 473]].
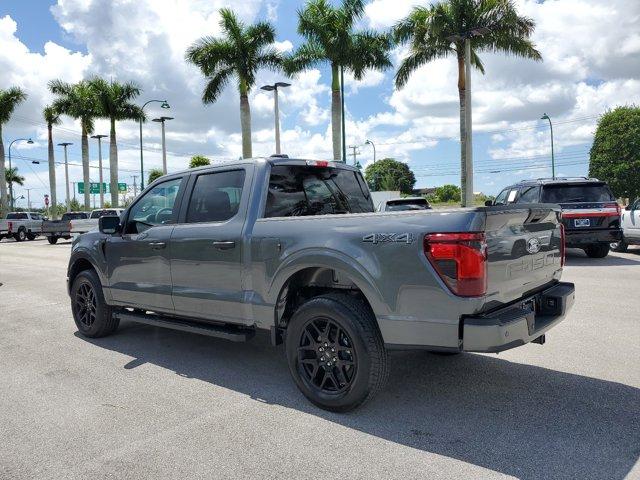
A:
[[612, 198, 640, 252]]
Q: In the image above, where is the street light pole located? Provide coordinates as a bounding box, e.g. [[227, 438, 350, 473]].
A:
[[139, 99, 170, 189], [8, 138, 34, 210], [91, 134, 107, 207], [341, 66, 347, 163], [58, 142, 73, 212], [152, 116, 174, 174], [25, 188, 33, 211], [260, 82, 291, 155], [365, 139, 376, 163], [541, 113, 555, 179]]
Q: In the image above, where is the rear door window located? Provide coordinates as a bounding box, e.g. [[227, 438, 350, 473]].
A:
[[264, 165, 374, 217], [6, 213, 27, 219], [186, 170, 245, 223], [517, 186, 540, 203], [541, 184, 615, 203]]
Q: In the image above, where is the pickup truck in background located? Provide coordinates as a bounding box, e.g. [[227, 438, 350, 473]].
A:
[[0, 212, 43, 242], [69, 209, 125, 236], [42, 211, 90, 244], [377, 196, 431, 212], [67, 157, 574, 411], [611, 198, 640, 252]]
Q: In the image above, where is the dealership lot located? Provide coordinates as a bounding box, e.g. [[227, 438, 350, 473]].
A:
[[1, 239, 639, 480]]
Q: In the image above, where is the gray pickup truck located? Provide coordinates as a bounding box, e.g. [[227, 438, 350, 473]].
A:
[[67, 157, 575, 411], [42, 211, 90, 244]]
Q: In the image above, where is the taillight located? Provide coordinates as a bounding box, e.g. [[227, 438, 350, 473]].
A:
[[559, 223, 565, 267], [7, 221, 12, 233], [604, 202, 621, 216], [424, 232, 487, 297], [305, 160, 330, 167]]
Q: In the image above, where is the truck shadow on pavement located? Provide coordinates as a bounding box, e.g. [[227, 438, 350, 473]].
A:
[[78, 324, 640, 480], [565, 248, 640, 266]]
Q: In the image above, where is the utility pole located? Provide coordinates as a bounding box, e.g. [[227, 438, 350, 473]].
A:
[[152, 116, 174, 174], [348, 145, 360, 166], [58, 142, 73, 212], [25, 188, 33, 211], [132, 175, 138, 197], [541, 113, 555, 179], [91, 134, 107, 207]]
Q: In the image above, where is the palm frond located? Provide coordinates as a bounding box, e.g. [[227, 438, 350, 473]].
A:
[[284, 40, 326, 74], [0, 87, 28, 124], [395, 46, 453, 88], [202, 68, 234, 104]]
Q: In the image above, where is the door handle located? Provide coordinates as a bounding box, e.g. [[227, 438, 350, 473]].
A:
[[212, 240, 236, 250], [149, 241, 166, 249]]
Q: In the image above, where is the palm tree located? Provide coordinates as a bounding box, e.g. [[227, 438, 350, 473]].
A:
[[0, 87, 27, 216], [43, 105, 61, 218], [90, 78, 144, 207], [5, 167, 25, 186], [186, 8, 283, 159], [286, 0, 392, 160], [394, 0, 541, 201], [49, 80, 98, 210]]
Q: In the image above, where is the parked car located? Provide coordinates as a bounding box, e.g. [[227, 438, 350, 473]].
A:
[[489, 177, 621, 258], [377, 197, 431, 212], [69, 208, 125, 235], [0, 212, 43, 242], [611, 198, 640, 252], [67, 157, 574, 411], [42, 211, 90, 244]]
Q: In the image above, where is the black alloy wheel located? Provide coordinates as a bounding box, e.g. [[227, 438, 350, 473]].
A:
[[74, 282, 97, 328], [297, 317, 357, 394]]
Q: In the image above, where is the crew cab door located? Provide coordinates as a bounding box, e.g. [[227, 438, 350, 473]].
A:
[[170, 166, 251, 325], [626, 199, 640, 239], [105, 176, 185, 312]]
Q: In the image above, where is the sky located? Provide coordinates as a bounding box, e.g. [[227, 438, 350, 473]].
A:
[[1, 0, 640, 208]]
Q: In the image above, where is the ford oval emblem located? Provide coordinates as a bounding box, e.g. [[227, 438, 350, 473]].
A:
[[526, 237, 541, 254]]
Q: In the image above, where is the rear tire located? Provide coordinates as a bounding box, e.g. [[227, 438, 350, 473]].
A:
[[585, 244, 609, 258], [47, 236, 59, 244], [14, 228, 26, 242], [285, 293, 388, 412], [71, 269, 119, 338]]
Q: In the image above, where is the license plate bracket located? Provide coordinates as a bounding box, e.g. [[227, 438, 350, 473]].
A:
[[574, 218, 590, 227]]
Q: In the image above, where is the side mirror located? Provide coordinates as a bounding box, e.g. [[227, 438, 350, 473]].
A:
[[99, 215, 120, 234], [484, 200, 493, 207], [625, 205, 631, 211]]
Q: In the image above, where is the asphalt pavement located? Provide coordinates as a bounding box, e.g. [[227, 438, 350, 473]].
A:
[[1, 237, 639, 479]]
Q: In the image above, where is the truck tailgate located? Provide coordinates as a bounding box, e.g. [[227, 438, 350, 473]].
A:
[[482, 205, 563, 311]]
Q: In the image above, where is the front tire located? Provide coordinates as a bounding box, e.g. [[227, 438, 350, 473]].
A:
[[285, 293, 388, 412], [611, 240, 628, 252], [26, 232, 36, 241], [585, 244, 610, 258], [71, 269, 119, 338], [47, 236, 59, 244]]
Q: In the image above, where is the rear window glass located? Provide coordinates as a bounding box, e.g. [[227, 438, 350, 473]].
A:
[[6, 213, 27, 219], [386, 199, 430, 211], [90, 209, 120, 219], [541, 184, 614, 203], [62, 212, 88, 220], [265, 165, 374, 218]]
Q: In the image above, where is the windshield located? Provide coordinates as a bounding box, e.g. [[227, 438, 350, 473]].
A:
[[541, 184, 615, 203], [265, 165, 374, 217]]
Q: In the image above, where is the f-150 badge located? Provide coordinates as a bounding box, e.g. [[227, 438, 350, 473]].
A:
[[362, 233, 414, 244]]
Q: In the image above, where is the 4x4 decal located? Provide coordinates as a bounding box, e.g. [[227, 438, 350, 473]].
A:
[[362, 233, 415, 244]]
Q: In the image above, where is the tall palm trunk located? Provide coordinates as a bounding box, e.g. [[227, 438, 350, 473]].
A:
[[81, 126, 91, 210], [109, 118, 119, 207], [331, 64, 342, 161], [239, 80, 252, 159], [0, 124, 7, 216], [457, 54, 468, 207]]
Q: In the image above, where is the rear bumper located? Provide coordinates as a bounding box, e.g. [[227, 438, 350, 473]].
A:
[[565, 228, 621, 246], [462, 282, 575, 353]]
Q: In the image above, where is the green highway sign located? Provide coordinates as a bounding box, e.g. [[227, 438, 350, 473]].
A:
[[78, 182, 127, 194]]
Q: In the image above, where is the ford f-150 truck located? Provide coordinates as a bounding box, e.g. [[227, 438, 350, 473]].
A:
[[69, 208, 125, 236], [0, 212, 43, 242], [42, 211, 90, 244], [67, 157, 575, 411]]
